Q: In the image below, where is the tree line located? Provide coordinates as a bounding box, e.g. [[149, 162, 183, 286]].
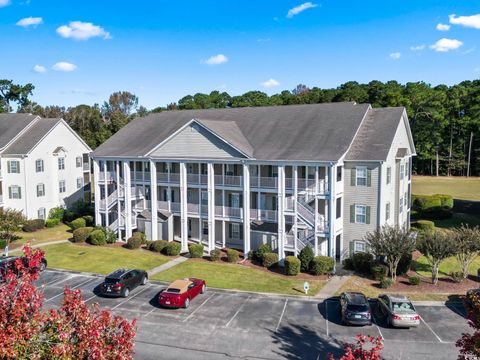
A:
[[1, 79, 479, 176]]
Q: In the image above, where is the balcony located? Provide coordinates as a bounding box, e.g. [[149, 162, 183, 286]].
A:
[[187, 173, 208, 185], [156, 172, 181, 184], [98, 171, 115, 182], [83, 162, 90, 172]]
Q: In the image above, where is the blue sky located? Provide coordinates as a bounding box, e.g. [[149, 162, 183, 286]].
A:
[[1, 0, 479, 109]]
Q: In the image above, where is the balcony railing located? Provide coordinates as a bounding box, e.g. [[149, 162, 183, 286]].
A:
[[98, 171, 115, 182]]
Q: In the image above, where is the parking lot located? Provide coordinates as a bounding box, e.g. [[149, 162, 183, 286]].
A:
[[37, 270, 469, 360]]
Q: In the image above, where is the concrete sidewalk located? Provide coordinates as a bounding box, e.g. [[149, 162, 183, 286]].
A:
[[314, 275, 351, 299], [9, 239, 69, 254], [148, 254, 190, 276]]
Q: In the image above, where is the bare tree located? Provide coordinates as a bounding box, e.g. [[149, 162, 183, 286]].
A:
[[364, 226, 416, 282], [455, 225, 480, 279]]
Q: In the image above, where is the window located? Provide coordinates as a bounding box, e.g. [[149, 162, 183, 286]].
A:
[[356, 167, 367, 186], [59, 180, 66, 193], [386, 167, 391, 185], [36, 183, 45, 197], [77, 177, 83, 189], [400, 164, 404, 180], [386, 202, 391, 221], [58, 157, 65, 170], [337, 166, 342, 182], [202, 220, 208, 235], [8, 185, 21, 199], [336, 197, 342, 219], [35, 159, 44, 172], [354, 241, 366, 253], [355, 205, 367, 224], [7, 160, 20, 174], [76, 156, 82, 168], [231, 223, 240, 239], [230, 193, 240, 208], [37, 208, 46, 220], [201, 191, 208, 205], [399, 197, 403, 213], [405, 160, 409, 178]]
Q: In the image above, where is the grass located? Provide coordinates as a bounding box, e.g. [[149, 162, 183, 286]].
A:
[[432, 213, 480, 228], [413, 255, 480, 278], [412, 175, 480, 201], [151, 260, 325, 296], [42, 242, 170, 274], [12, 223, 72, 247]]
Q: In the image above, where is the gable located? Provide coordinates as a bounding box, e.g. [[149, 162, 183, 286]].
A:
[[150, 123, 247, 159]]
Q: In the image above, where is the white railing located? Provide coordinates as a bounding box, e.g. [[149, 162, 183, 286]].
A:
[[187, 203, 199, 215], [200, 205, 208, 214], [98, 171, 115, 182], [224, 207, 242, 218], [131, 186, 145, 198], [99, 191, 118, 209], [285, 234, 294, 247], [170, 202, 181, 213], [157, 201, 169, 211], [157, 172, 169, 182], [109, 219, 118, 231], [259, 209, 277, 222], [200, 174, 208, 185], [0, 195, 3, 204], [285, 178, 293, 190], [285, 197, 295, 211], [215, 205, 223, 216], [224, 175, 242, 187], [187, 174, 199, 185], [250, 209, 258, 219], [170, 173, 180, 183]]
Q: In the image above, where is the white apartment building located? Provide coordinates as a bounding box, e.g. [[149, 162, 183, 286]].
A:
[[0, 114, 92, 219], [91, 103, 415, 261]]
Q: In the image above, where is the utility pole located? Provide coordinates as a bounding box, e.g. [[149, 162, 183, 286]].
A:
[[467, 132, 474, 178]]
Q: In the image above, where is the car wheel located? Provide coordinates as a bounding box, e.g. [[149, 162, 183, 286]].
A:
[[141, 276, 148, 285], [123, 288, 130, 298], [201, 284, 206, 294], [184, 298, 190, 309], [39, 262, 46, 272]]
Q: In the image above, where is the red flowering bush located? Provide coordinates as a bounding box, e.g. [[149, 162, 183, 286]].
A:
[[0, 244, 136, 359], [457, 291, 480, 359], [328, 335, 384, 360]]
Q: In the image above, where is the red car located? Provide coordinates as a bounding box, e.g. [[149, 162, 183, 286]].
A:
[[158, 278, 206, 308]]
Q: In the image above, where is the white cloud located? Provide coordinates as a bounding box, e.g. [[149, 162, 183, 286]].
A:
[[0, 0, 11, 7], [287, 2, 318, 18], [430, 38, 463, 52], [203, 54, 228, 65], [436, 23, 451, 31], [33, 65, 46, 73], [257, 38, 271, 43], [410, 45, 425, 51], [261, 78, 280, 88], [16, 17, 43, 28], [389, 52, 401, 60], [52, 62, 77, 72], [449, 13, 480, 30], [56, 21, 111, 40]]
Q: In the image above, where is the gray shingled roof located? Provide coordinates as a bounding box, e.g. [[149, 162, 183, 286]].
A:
[[93, 103, 374, 161], [345, 107, 406, 161], [3, 118, 61, 155], [0, 113, 38, 151]]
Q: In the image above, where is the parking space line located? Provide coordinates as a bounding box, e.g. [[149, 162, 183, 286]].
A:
[[225, 295, 251, 328], [43, 274, 75, 287], [45, 278, 96, 302], [421, 317, 444, 343], [142, 308, 157, 318], [111, 285, 151, 310], [275, 299, 288, 332], [325, 301, 329, 337], [182, 293, 215, 322], [84, 293, 98, 303]]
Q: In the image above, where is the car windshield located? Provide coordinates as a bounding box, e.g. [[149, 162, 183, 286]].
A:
[[393, 301, 415, 313], [166, 288, 181, 293], [105, 278, 119, 284], [347, 304, 369, 312]]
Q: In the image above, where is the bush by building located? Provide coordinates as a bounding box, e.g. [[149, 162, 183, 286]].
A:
[[126, 235, 142, 249], [370, 263, 388, 281], [45, 218, 60, 228], [226, 248, 239, 263], [72, 227, 93, 243], [254, 243, 272, 262], [408, 276, 421, 285], [164, 242, 181, 256], [70, 218, 86, 230], [210, 249, 221, 261], [285, 256, 300, 276], [310, 256, 334, 275], [150, 240, 168, 253], [298, 246, 314, 273], [22, 219, 45, 232], [352, 252, 374, 273], [262, 252, 279, 268], [132, 231, 147, 244], [411, 220, 435, 232], [82, 215, 94, 226], [48, 207, 65, 221], [88, 229, 106, 246], [189, 244, 204, 258]]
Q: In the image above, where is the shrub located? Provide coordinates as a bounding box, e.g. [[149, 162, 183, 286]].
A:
[[263, 252, 279, 268], [247, 250, 254, 260], [226, 248, 239, 263], [434, 194, 454, 209], [126, 235, 142, 249], [409, 276, 421, 285], [285, 256, 301, 276], [380, 278, 393, 289], [103, 227, 117, 244], [82, 215, 94, 226], [150, 240, 168, 253], [88, 229, 106, 246], [132, 231, 147, 244], [45, 218, 60, 228], [254, 243, 272, 262], [23, 219, 45, 232], [396, 252, 413, 275], [189, 244, 204, 258], [411, 220, 435, 232], [48, 207, 65, 221], [342, 258, 354, 270], [412, 194, 453, 220], [70, 217, 86, 230], [298, 246, 314, 273], [352, 252, 374, 274], [371, 263, 388, 281], [164, 242, 181, 256], [72, 227, 93, 243], [310, 256, 334, 275], [210, 249, 221, 261], [451, 271, 463, 283], [144, 240, 154, 248]]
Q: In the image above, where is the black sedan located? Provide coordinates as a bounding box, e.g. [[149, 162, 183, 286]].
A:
[[99, 268, 148, 297], [0, 255, 47, 281]]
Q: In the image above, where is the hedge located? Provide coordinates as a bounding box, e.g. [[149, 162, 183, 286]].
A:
[[70, 218, 86, 230], [352, 252, 374, 274], [23, 219, 45, 232], [72, 227, 93, 243], [310, 256, 334, 275], [48, 207, 65, 221], [412, 194, 453, 220], [0, 239, 7, 249], [82, 215, 94, 226], [371, 263, 388, 281], [210, 249, 221, 261], [88, 229, 106, 246], [189, 244, 204, 258], [126, 235, 143, 249], [411, 220, 435, 232], [263, 252, 279, 268], [164, 242, 181, 256], [132, 231, 147, 244], [298, 246, 314, 273], [45, 218, 60, 228], [254, 243, 272, 262], [285, 256, 300, 276], [380, 278, 393, 289], [150, 240, 168, 253], [226, 249, 239, 263], [409, 276, 421, 285]]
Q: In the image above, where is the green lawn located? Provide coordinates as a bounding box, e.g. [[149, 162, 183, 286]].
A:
[[42, 242, 170, 274], [413, 255, 480, 278], [12, 223, 72, 248], [151, 260, 325, 296], [412, 176, 480, 201], [432, 213, 480, 228]]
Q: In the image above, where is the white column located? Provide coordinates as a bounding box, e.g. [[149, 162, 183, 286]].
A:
[[123, 161, 133, 239], [293, 165, 298, 256], [207, 163, 216, 252], [277, 165, 285, 262], [93, 160, 101, 226], [115, 161, 121, 240], [329, 165, 336, 258], [150, 160, 158, 240], [179, 162, 188, 252], [222, 221, 226, 248], [314, 166, 319, 256], [103, 161, 109, 227], [242, 164, 251, 256]]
